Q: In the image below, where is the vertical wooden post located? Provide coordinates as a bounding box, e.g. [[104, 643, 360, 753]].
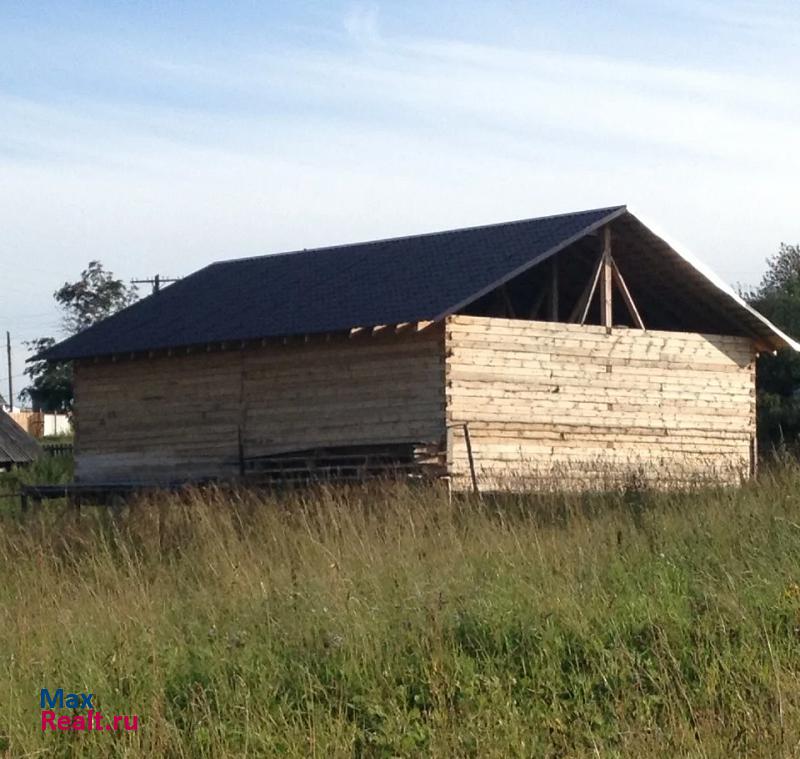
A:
[[549, 257, 559, 321], [600, 227, 613, 329], [462, 423, 479, 496], [610, 258, 645, 330], [501, 286, 516, 318], [750, 355, 758, 480], [5, 331, 12, 411]]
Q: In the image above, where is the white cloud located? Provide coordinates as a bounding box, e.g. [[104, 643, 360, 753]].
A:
[[343, 3, 382, 46], [1, 11, 799, 372], [661, 0, 800, 35]]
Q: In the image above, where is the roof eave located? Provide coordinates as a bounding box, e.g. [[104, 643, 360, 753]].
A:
[[625, 206, 800, 353]]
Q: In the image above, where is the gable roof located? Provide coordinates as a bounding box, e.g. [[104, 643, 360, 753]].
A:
[[37, 205, 798, 361], [0, 410, 41, 466]]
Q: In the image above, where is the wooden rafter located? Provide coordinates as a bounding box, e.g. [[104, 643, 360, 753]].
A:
[[83, 318, 446, 365], [501, 286, 516, 318], [610, 258, 645, 329], [569, 251, 605, 324], [567, 225, 646, 330], [549, 256, 559, 321], [528, 285, 548, 320], [599, 226, 613, 328]]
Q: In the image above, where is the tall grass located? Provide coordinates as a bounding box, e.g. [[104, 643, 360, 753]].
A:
[[2, 463, 800, 757], [0, 455, 73, 515]]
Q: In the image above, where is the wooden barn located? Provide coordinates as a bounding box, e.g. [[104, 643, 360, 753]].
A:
[[38, 206, 799, 490]]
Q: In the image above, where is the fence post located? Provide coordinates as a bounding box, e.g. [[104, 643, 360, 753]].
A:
[[462, 423, 479, 496]]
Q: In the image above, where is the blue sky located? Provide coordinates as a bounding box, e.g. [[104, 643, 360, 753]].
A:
[[1, 1, 799, 399]]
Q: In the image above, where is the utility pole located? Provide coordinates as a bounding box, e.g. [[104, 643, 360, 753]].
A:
[[131, 274, 181, 295], [5, 331, 12, 412]]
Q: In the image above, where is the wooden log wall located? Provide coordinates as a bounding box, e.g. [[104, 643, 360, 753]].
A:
[[73, 327, 446, 483], [445, 315, 756, 490]]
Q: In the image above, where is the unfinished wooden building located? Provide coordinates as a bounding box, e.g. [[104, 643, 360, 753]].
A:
[[39, 206, 799, 490]]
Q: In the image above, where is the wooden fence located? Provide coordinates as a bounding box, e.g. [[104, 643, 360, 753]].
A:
[[9, 411, 71, 439]]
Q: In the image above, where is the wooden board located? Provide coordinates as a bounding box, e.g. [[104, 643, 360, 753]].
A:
[[445, 315, 756, 490], [72, 312, 759, 492], [73, 327, 446, 483]]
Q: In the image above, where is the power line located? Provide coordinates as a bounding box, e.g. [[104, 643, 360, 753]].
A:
[[5, 332, 13, 412], [131, 274, 181, 295]]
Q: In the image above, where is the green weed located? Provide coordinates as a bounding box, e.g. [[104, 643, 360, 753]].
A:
[[0, 464, 799, 756]]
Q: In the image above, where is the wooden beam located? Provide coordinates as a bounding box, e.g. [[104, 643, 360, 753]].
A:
[[569, 251, 605, 323], [581, 261, 603, 326], [614, 235, 751, 339], [599, 226, 613, 329], [549, 256, 559, 321], [613, 265, 704, 332], [528, 285, 548, 319], [501, 286, 516, 318], [610, 257, 645, 330], [462, 423, 479, 496]]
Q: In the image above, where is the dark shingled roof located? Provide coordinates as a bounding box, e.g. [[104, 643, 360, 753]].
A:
[[38, 206, 626, 361], [37, 204, 799, 361], [0, 410, 41, 466]]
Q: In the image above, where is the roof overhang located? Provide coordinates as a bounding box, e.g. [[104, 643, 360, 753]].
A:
[[624, 207, 799, 353]]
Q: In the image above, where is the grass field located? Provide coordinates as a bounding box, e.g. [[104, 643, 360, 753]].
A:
[[2, 461, 800, 757]]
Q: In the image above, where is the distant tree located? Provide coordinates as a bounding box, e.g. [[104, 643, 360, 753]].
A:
[[744, 243, 800, 449], [21, 262, 138, 413], [20, 338, 74, 414], [54, 260, 139, 334]]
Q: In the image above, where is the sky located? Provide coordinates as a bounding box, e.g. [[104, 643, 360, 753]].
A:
[[1, 1, 799, 402]]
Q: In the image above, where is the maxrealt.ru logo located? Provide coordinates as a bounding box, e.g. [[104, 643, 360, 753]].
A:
[[40, 689, 139, 732]]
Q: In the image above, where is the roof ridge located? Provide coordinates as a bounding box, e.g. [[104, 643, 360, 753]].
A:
[[209, 205, 627, 267]]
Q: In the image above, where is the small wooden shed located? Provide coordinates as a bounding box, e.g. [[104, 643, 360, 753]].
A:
[[38, 206, 798, 490], [0, 409, 41, 469]]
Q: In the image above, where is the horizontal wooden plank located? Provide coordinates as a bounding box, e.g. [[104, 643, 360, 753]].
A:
[[74, 329, 446, 482], [445, 314, 755, 489]]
